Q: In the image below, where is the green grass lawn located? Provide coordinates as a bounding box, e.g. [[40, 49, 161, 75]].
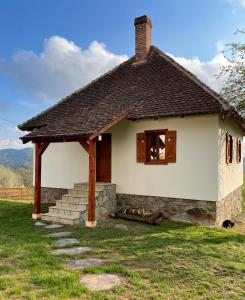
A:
[[242, 176, 245, 212], [0, 188, 244, 300]]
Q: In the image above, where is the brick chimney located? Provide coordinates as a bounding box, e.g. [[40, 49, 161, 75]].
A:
[[134, 15, 152, 62]]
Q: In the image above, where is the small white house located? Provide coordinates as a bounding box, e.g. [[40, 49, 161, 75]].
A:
[[19, 15, 244, 226]]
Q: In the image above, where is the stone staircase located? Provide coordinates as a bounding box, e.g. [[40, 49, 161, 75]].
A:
[[41, 182, 116, 225]]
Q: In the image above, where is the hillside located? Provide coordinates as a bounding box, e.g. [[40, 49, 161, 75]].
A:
[[0, 165, 32, 187], [0, 148, 33, 169]]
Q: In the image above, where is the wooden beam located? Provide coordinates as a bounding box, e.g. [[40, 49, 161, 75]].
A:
[[89, 108, 133, 140], [38, 142, 50, 156], [26, 136, 89, 145], [33, 142, 49, 219], [86, 138, 97, 227], [78, 139, 89, 154]]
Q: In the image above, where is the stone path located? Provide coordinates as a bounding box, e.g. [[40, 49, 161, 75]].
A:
[[45, 224, 64, 229], [51, 247, 91, 256], [80, 274, 121, 291], [35, 221, 123, 291], [67, 258, 103, 270], [35, 221, 46, 226], [55, 238, 80, 248], [45, 232, 71, 238]]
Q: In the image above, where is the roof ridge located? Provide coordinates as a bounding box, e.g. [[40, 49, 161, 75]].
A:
[[18, 55, 135, 130], [150, 45, 232, 112]]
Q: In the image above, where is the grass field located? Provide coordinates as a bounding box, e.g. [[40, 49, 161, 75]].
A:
[[0, 182, 244, 300]]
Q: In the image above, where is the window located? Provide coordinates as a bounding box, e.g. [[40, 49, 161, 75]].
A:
[[226, 133, 233, 164], [136, 129, 176, 164], [236, 138, 242, 163], [146, 130, 167, 163]]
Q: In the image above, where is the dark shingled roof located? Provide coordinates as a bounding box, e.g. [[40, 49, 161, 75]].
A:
[[19, 46, 245, 142]]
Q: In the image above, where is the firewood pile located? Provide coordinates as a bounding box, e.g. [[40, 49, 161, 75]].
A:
[[109, 208, 165, 225]]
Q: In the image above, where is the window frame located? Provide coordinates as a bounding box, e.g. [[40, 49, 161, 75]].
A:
[[236, 138, 242, 164], [144, 129, 168, 165], [226, 133, 233, 165]]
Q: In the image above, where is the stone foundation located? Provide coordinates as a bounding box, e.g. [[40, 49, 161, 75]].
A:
[[41, 187, 68, 204], [216, 187, 242, 225], [80, 184, 117, 223], [116, 186, 242, 226], [95, 184, 117, 220]]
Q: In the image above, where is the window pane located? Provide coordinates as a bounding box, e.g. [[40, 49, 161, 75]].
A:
[[150, 135, 158, 160], [159, 135, 166, 160]]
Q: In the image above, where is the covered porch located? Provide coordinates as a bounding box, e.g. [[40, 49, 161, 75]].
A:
[[33, 137, 98, 227], [19, 103, 131, 227]]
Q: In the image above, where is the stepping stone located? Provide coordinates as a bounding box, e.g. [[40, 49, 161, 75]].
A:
[[45, 231, 71, 238], [55, 238, 79, 247], [51, 247, 91, 256], [80, 274, 121, 291], [68, 258, 103, 270], [35, 221, 46, 226], [115, 224, 128, 230], [45, 224, 64, 229]]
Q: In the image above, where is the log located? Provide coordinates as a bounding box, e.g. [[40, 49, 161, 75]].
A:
[[112, 212, 165, 225]]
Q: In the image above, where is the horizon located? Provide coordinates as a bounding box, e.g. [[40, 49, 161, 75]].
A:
[[0, 0, 244, 150]]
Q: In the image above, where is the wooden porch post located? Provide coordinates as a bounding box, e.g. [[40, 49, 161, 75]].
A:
[[86, 138, 97, 227], [33, 142, 49, 219]]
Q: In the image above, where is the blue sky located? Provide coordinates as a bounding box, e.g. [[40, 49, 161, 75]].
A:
[[0, 0, 244, 149]]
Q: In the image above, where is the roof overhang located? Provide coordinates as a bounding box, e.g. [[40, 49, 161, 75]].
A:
[[20, 107, 135, 144]]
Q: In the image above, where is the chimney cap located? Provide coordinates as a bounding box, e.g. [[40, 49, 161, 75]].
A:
[[134, 15, 152, 27]]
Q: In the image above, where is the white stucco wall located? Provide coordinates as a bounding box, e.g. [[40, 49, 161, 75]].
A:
[[109, 115, 219, 201], [40, 142, 88, 189], [39, 114, 243, 201], [218, 116, 243, 200]]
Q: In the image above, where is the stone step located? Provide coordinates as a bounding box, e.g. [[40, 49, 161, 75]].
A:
[[62, 194, 89, 204], [56, 200, 87, 210], [49, 206, 85, 218], [74, 182, 112, 189], [84, 189, 104, 194], [73, 183, 88, 190], [41, 213, 81, 225], [68, 189, 100, 197]]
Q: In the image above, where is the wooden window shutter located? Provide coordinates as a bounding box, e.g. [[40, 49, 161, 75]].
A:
[[136, 133, 146, 162], [166, 130, 177, 163], [236, 138, 241, 163], [236, 138, 239, 163], [239, 140, 242, 163], [226, 133, 231, 165]]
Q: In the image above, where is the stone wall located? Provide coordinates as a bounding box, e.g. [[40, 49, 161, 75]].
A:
[[95, 184, 117, 219], [117, 186, 242, 226], [80, 184, 117, 223], [216, 186, 242, 225], [41, 187, 68, 204]]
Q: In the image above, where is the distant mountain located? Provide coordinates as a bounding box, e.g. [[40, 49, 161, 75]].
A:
[[0, 148, 33, 169]]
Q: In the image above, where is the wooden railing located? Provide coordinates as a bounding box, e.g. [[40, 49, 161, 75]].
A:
[[0, 187, 34, 201]]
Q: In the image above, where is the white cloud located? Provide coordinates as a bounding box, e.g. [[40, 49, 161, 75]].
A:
[[168, 50, 228, 92], [236, 0, 245, 6], [0, 138, 29, 150], [0, 36, 241, 150], [0, 126, 31, 150], [225, 0, 245, 7], [7, 126, 21, 133], [0, 35, 228, 104], [18, 101, 39, 109], [0, 36, 128, 102]]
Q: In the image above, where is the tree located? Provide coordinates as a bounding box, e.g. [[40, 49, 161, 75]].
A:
[[219, 30, 245, 117]]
